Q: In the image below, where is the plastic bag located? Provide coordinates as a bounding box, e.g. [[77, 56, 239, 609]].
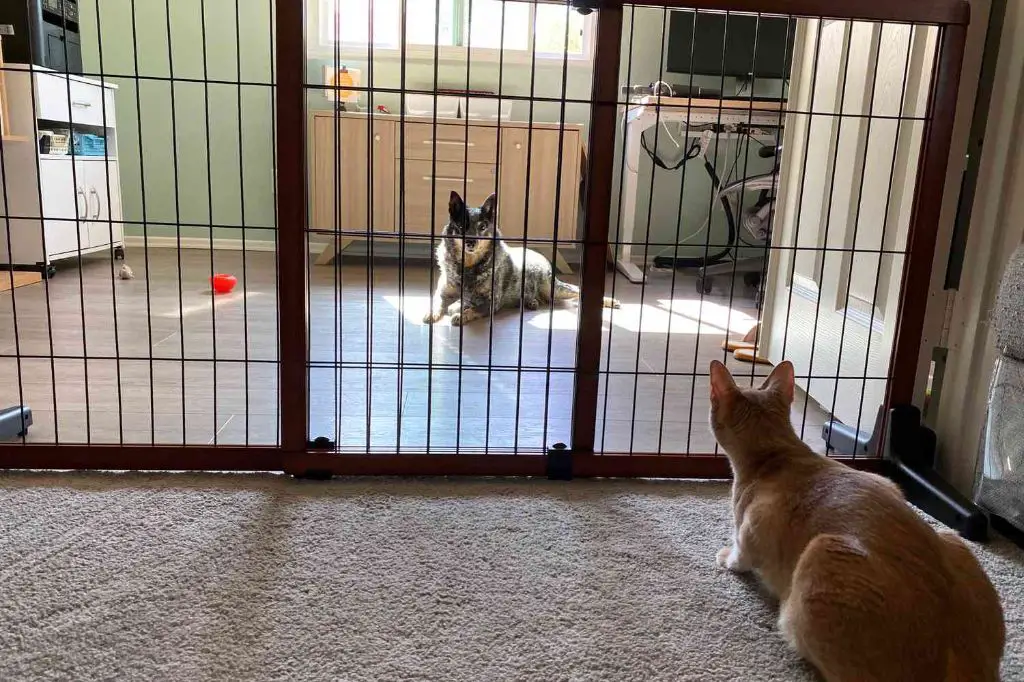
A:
[[975, 354, 1024, 531]]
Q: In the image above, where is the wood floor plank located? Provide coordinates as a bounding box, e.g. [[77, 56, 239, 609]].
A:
[[0, 248, 838, 453]]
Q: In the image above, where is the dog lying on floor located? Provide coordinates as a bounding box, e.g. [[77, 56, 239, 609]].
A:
[[423, 191, 620, 326]]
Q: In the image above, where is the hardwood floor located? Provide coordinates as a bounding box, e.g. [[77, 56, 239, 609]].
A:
[[0, 247, 833, 453]]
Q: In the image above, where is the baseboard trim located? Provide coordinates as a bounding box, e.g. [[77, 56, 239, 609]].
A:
[[124, 235, 327, 254]]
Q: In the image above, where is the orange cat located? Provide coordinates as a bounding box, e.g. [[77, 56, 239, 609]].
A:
[[709, 360, 1005, 682]]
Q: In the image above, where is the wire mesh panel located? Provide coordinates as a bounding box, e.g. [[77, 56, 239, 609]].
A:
[[592, 3, 948, 470], [0, 0, 281, 456], [305, 0, 594, 457], [0, 0, 969, 475]]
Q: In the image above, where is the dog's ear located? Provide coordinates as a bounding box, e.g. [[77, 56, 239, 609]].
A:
[[448, 191, 466, 221], [480, 193, 497, 223]]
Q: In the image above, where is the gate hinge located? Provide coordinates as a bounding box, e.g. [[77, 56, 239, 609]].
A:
[[547, 443, 573, 481]]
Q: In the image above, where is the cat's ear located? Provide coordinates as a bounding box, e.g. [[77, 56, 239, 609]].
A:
[[480, 193, 497, 222], [761, 360, 795, 405], [449, 191, 466, 220], [709, 360, 737, 405]]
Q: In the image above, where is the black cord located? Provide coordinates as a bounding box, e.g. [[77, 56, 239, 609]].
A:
[[640, 128, 702, 170]]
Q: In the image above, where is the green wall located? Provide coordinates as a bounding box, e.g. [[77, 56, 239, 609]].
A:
[[78, 0, 276, 241], [78, 2, 775, 259]]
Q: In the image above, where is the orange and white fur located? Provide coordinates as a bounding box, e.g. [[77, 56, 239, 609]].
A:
[[709, 360, 1005, 682]]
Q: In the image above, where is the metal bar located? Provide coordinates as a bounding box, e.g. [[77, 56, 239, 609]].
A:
[[656, 5, 702, 455], [685, 8, 735, 455], [887, 23, 967, 408], [162, 0, 187, 444], [629, 6, 673, 455], [92, 0, 125, 446], [275, 0, 310, 454], [200, 0, 219, 446], [611, 0, 969, 27], [234, 0, 252, 447], [847, 24, 916, 452], [572, 2, 623, 454]]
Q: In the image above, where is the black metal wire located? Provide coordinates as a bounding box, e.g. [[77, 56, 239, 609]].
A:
[[234, 0, 252, 447], [126, 0, 157, 445], [90, 1, 126, 446], [199, 0, 220, 445], [819, 22, 889, 453], [541, 2, 575, 452], [684, 8, 735, 455], [719, 11, 764, 397], [0, 91, 27, 443], [512, 4, 543, 453], [367, 0, 377, 452], [163, 0, 187, 444], [628, 5, 674, 455], [656, 5, 703, 454], [331, 0, 343, 451], [737, 15, 794, 400], [55, 15, 92, 444], [798, 19, 858, 441], [847, 24, 920, 451], [395, 0, 409, 454], [424, 0, 444, 455], [778, 17, 826, 420], [484, 1, 510, 454]]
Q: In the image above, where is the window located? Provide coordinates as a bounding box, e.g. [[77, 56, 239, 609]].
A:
[[317, 0, 592, 61]]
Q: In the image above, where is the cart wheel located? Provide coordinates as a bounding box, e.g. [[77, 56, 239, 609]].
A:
[[743, 271, 760, 289], [114, 246, 126, 261], [697, 274, 713, 294]]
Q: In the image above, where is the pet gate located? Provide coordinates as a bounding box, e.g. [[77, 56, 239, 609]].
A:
[[0, 0, 969, 478]]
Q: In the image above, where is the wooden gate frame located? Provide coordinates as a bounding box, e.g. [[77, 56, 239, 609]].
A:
[[0, 0, 968, 477]]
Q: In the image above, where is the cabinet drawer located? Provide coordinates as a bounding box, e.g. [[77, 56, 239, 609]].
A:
[[35, 73, 71, 122], [68, 80, 113, 127], [402, 122, 498, 164], [401, 160, 497, 234], [34, 74, 115, 128]]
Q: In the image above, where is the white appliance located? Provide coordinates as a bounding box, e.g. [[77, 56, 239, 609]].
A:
[[0, 64, 124, 277]]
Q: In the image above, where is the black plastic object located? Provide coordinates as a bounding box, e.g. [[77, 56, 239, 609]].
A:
[[885, 405, 988, 541], [547, 443, 573, 481]]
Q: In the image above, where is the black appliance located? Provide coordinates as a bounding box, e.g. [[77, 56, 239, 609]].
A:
[[666, 10, 796, 80], [0, 0, 83, 74]]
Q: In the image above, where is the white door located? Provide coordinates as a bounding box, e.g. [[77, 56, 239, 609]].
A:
[[81, 160, 123, 248], [39, 158, 88, 257], [761, 19, 937, 441]]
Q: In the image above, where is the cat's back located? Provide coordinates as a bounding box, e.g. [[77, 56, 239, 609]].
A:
[[778, 459, 1003, 680]]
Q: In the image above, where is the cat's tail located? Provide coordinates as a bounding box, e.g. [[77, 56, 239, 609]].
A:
[[552, 279, 621, 309]]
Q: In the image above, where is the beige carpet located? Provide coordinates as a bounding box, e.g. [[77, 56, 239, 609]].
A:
[[0, 473, 1020, 681]]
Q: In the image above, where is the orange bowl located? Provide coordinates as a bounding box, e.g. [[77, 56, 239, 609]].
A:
[[210, 273, 237, 294]]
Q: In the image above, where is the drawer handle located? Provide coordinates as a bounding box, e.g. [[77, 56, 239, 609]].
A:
[[88, 187, 101, 219], [76, 187, 87, 217], [424, 140, 475, 147], [422, 176, 473, 183], [71, 100, 93, 108]]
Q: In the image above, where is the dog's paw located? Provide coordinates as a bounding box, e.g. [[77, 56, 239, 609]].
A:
[[716, 546, 732, 569], [450, 312, 464, 326], [524, 298, 540, 311], [423, 311, 442, 324]]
